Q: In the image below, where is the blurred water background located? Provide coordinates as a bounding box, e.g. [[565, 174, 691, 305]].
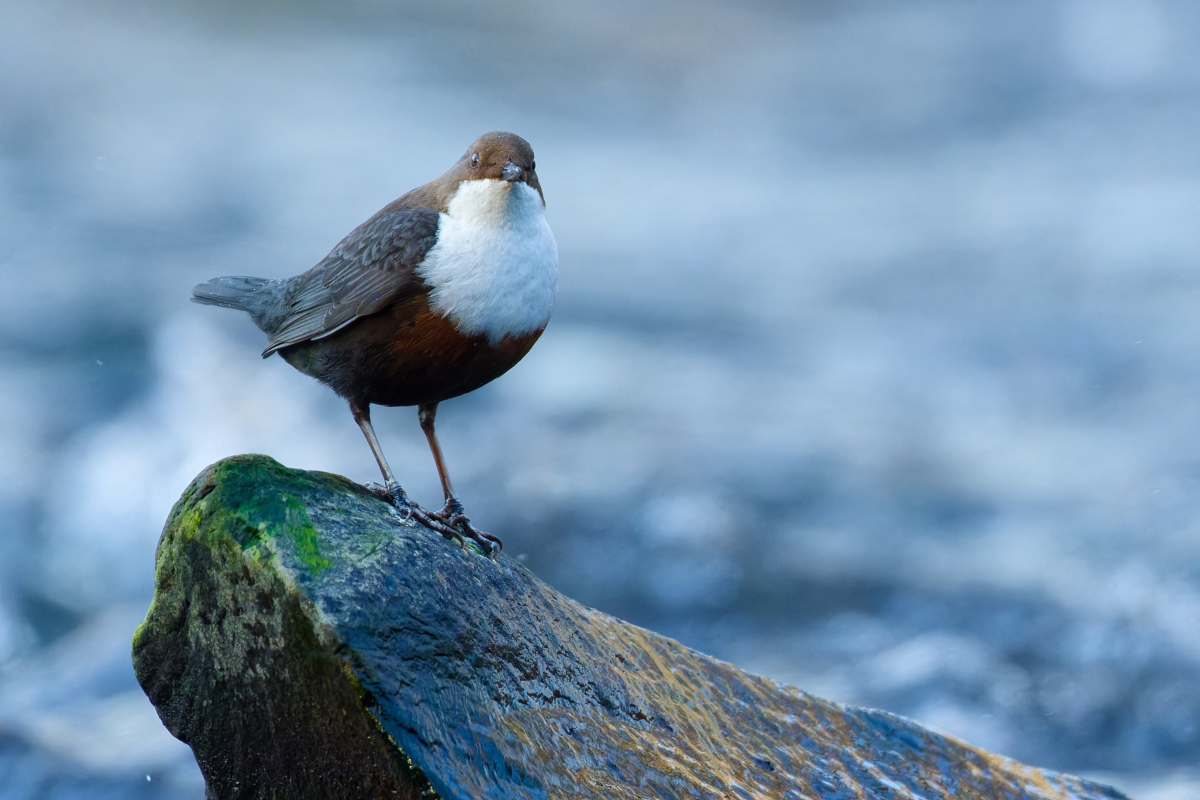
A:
[[1, 0, 1199, 796]]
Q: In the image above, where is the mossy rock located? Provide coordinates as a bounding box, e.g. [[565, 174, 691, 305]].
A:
[[133, 455, 1127, 800]]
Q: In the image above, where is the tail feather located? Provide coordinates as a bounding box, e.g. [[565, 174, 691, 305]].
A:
[[191, 276, 272, 312]]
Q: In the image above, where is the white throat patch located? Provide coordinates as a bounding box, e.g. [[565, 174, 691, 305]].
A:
[[417, 180, 559, 344]]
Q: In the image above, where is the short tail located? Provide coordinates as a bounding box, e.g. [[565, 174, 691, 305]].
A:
[[191, 276, 272, 311]]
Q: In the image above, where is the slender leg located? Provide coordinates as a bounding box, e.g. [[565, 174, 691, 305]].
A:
[[418, 403, 456, 508], [350, 399, 408, 505], [349, 399, 481, 552], [418, 403, 503, 555]]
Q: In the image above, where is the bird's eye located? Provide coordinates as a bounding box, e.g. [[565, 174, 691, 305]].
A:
[[470, 153, 479, 166], [531, 160, 536, 171]]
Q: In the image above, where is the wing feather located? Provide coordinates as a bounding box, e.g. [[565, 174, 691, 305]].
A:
[[262, 207, 441, 356]]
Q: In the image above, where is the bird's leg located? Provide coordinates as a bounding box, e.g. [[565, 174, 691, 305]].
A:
[[349, 399, 470, 549], [418, 403, 458, 513], [350, 399, 410, 508], [418, 403, 503, 556]]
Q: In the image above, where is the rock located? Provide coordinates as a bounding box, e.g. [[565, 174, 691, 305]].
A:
[[132, 455, 1126, 800]]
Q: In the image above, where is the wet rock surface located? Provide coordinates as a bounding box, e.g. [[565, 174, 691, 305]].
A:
[[133, 456, 1127, 800]]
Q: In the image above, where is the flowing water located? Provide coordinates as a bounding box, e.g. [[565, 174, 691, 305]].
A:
[[2, 0, 1199, 796]]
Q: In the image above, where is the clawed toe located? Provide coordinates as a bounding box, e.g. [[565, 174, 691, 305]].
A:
[[365, 483, 500, 557], [430, 500, 502, 557], [457, 520, 502, 556]]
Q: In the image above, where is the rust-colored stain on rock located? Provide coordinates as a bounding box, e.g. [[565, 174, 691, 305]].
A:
[[135, 455, 1127, 800]]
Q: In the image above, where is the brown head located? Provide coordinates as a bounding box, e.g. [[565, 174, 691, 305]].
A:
[[448, 131, 543, 203], [378, 131, 545, 215]]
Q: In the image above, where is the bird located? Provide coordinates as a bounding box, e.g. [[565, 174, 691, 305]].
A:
[[191, 131, 558, 556]]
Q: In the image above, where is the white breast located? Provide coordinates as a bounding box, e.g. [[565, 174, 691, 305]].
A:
[[417, 179, 559, 345]]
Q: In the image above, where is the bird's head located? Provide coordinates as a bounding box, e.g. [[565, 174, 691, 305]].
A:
[[459, 131, 543, 202]]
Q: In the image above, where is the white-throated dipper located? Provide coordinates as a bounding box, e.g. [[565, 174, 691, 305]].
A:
[[192, 131, 558, 556]]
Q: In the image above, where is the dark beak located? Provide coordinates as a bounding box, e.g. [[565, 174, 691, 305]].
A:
[[501, 162, 523, 182]]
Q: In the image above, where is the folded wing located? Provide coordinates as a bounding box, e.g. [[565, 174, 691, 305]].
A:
[[263, 207, 441, 357]]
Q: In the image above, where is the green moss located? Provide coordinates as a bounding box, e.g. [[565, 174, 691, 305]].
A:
[[283, 495, 332, 574], [180, 455, 336, 576], [176, 507, 205, 542]]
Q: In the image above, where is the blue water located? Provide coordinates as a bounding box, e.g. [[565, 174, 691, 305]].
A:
[[1, 0, 1199, 796]]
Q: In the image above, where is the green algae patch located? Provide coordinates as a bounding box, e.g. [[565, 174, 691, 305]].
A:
[[281, 496, 332, 574], [171, 454, 341, 575]]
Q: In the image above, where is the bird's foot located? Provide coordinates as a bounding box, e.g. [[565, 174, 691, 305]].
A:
[[364, 482, 391, 500], [432, 499, 503, 558], [366, 482, 498, 557]]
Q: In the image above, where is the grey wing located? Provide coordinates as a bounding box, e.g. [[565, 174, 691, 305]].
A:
[[261, 207, 441, 357]]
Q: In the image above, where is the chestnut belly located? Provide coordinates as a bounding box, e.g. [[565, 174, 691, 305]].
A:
[[278, 294, 543, 407]]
